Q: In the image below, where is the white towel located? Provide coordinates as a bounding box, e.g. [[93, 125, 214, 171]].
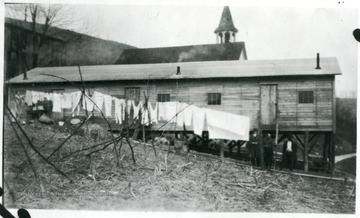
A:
[[158, 102, 177, 122], [205, 109, 250, 141], [286, 141, 293, 152], [148, 102, 158, 124], [52, 93, 62, 113], [192, 106, 206, 136], [103, 94, 113, 117]]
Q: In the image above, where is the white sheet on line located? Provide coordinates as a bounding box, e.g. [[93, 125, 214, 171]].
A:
[[205, 109, 250, 141]]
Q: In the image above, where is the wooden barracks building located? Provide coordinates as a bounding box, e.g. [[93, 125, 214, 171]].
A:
[[7, 6, 341, 173]]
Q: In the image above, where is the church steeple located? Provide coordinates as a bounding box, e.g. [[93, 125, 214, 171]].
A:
[[214, 6, 238, 43]]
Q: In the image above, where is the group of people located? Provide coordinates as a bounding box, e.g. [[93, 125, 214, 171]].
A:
[[247, 128, 298, 171]]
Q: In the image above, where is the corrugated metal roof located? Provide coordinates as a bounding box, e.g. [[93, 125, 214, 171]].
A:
[[8, 58, 341, 84]]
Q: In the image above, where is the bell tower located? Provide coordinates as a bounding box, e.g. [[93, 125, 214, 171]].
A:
[[214, 6, 238, 43]]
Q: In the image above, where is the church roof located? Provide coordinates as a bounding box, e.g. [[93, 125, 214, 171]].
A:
[[214, 6, 238, 33], [115, 42, 247, 64]]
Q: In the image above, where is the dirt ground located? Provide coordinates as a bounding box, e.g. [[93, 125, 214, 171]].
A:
[[3, 120, 356, 213]]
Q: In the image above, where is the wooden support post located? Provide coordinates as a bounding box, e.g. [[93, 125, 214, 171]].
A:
[[330, 133, 336, 176], [260, 129, 264, 170], [323, 133, 329, 162], [220, 140, 224, 160], [304, 131, 309, 172]]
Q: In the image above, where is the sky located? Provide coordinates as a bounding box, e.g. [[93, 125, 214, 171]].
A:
[[3, 1, 359, 97]]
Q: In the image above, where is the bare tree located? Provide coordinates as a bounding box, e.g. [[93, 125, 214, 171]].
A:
[[5, 3, 95, 78]]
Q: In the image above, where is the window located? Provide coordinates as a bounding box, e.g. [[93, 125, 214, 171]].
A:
[[299, 91, 314, 104], [158, 94, 170, 102], [208, 93, 221, 105]]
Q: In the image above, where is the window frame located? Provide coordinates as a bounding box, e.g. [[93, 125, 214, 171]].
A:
[[157, 94, 170, 102], [207, 93, 222, 105], [298, 91, 314, 104]]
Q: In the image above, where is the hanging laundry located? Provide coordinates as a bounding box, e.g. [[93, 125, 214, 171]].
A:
[[192, 106, 206, 136], [132, 101, 143, 120], [148, 102, 158, 124], [176, 102, 188, 126], [119, 99, 126, 121], [61, 92, 72, 109], [113, 97, 125, 124], [31, 91, 42, 104], [82, 93, 94, 112], [52, 93, 62, 113], [25, 90, 32, 106], [103, 94, 112, 117], [183, 104, 195, 126], [127, 100, 133, 116], [141, 105, 150, 126], [205, 109, 250, 141], [158, 102, 177, 122], [71, 91, 82, 116], [44, 92, 53, 101], [91, 91, 104, 112]]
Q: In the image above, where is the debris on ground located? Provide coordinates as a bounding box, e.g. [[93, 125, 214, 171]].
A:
[[3, 119, 356, 213]]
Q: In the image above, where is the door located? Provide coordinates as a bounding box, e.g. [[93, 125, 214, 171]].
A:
[[261, 85, 277, 126]]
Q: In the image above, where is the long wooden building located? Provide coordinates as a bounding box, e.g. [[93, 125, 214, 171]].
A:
[[5, 6, 342, 174]]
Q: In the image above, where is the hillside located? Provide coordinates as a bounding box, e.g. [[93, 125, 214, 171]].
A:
[[335, 98, 357, 154]]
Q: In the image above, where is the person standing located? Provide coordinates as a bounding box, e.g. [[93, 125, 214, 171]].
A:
[[247, 128, 260, 166], [281, 134, 298, 171], [263, 133, 275, 170]]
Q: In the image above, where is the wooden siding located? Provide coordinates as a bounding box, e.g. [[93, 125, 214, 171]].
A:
[[8, 75, 335, 132]]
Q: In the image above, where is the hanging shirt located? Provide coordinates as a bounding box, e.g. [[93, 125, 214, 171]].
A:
[[132, 101, 143, 120], [192, 106, 206, 136], [52, 93, 62, 113], [148, 102, 158, 124], [103, 94, 112, 117], [205, 109, 250, 141], [158, 102, 177, 122], [91, 91, 104, 112]]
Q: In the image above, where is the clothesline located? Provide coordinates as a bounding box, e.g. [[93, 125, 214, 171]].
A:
[[24, 90, 250, 141]]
